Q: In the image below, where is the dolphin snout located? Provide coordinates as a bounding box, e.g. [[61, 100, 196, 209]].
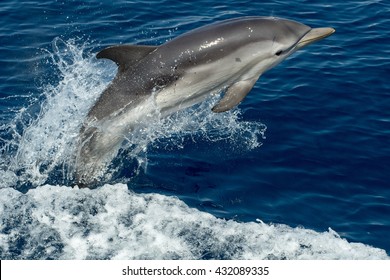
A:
[[297, 27, 335, 48]]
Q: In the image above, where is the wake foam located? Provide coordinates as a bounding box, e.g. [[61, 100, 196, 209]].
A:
[[0, 184, 388, 260]]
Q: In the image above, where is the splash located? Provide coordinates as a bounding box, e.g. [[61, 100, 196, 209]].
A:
[[112, 94, 266, 182], [0, 38, 266, 189], [0, 38, 112, 188]]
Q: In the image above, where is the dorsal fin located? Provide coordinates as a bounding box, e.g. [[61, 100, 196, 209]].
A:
[[96, 45, 157, 72]]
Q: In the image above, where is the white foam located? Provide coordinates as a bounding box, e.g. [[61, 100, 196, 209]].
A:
[[0, 184, 387, 260]]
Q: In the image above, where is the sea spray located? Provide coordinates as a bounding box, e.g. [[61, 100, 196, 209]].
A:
[[0, 38, 110, 188]]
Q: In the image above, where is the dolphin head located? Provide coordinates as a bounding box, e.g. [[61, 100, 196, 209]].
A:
[[245, 17, 335, 71], [270, 18, 335, 54]]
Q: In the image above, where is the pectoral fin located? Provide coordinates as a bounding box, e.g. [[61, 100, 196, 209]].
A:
[[212, 78, 258, 113]]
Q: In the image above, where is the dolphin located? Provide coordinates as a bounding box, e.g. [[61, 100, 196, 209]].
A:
[[75, 16, 335, 187]]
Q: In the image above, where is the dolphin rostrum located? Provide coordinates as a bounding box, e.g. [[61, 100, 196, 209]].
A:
[[75, 16, 335, 187]]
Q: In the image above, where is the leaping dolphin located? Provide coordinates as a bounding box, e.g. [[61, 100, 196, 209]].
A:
[[75, 16, 335, 187]]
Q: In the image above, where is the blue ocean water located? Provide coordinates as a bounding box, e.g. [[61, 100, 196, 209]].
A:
[[0, 0, 389, 259]]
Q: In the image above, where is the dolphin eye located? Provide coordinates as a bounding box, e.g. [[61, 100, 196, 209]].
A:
[[275, 50, 283, 56]]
